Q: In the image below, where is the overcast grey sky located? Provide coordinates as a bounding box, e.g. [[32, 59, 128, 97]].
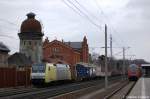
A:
[[0, 0, 150, 62]]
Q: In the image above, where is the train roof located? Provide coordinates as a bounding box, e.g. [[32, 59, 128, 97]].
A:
[[129, 64, 138, 67], [76, 62, 96, 67], [129, 64, 142, 69]]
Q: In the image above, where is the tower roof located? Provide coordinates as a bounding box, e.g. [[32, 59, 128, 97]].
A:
[[20, 12, 42, 33], [27, 12, 36, 19]]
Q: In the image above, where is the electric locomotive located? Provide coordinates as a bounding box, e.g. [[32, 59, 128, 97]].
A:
[[127, 64, 142, 81], [31, 63, 71, 84]]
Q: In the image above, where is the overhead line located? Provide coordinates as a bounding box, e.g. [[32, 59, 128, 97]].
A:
[[0, 24, 18, 30], [67, 0, 100, 28], [0, 34, 19, 40], [63, 0, 100, 28], [74, 0, 101, 23], [93, 0, 128, 46], [62, 0, 84, 18], [0, 18, 18, 27], [114, 50, 123, 56]]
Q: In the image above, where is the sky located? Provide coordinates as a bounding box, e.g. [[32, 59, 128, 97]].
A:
[[0, 0, 150, 62]]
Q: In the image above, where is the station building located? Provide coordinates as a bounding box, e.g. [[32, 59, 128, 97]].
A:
[[43, 36, 89, 66]]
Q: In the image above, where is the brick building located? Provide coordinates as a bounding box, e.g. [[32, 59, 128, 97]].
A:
[[43, 36, 89, 66], [0, 42, 10, 67]]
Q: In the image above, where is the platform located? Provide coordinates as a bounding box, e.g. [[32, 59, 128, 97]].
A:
[[127, 77, 150, 99]]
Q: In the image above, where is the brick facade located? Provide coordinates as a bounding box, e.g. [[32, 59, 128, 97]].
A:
[[43, 36, 89, 66]]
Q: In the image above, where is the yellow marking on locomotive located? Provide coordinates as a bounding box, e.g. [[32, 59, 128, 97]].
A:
[[45, 63, 57, 83]]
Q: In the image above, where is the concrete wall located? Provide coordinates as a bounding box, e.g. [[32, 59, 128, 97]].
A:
[[20, 39, 42, 64]]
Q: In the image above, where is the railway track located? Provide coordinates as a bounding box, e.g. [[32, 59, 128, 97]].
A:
[[0, 76, 123, 99], [51, 77, 125, 99], [104, 81, 136, 99], [0, 87, 45, 97]]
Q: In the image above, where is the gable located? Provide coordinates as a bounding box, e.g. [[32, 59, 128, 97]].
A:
[[43, 40, 73, 51]]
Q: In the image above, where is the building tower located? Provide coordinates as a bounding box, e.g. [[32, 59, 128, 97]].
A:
[[82, 36, 89, 63], [18, 12, 44, 63]]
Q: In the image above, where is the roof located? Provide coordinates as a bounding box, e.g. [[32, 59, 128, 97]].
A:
[[8, 52, 32, 66], [129, 64, 138, 68], [0, 42, 10, 52], [21, 13, 41, 33], [43, 40, 74, 51], [64, 42, 82, 49], [141, 64, 150, 67]]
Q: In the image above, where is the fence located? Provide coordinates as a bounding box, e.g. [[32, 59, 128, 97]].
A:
[[0, 67, 31, 88]]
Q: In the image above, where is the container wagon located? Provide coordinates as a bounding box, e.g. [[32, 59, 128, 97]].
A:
[[75, 62, 96, 80]]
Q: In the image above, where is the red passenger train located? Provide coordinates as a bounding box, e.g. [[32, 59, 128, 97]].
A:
[[127, 64, 142, 81]]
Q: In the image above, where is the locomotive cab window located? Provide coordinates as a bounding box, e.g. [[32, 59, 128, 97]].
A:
[[32, 64, 45, 73]]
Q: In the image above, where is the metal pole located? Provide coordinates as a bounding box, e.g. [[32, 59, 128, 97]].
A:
[[110, 34, 113, 70], [105, 24, 108, 89], [110, 34, 113, 59], [123, 47, 125, 79], [25, 66, 27, 87]]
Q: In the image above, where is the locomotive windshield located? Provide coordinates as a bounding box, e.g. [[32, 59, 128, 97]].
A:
[[32, 63, 45, 73], [129, 64, 138, 72]]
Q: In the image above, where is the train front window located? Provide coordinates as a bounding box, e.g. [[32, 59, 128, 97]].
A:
[[32, 64, 45, 73], [129, 65, 137, 72]]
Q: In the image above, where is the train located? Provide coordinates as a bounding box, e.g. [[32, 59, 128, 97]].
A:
[[75, 62, 97, 80], [31, 63, 71, 84], [127, 64, 142, 81], [31, 62, 120, 84]]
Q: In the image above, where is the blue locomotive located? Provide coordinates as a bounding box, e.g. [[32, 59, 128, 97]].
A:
[[75, 62, 96, 80]]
